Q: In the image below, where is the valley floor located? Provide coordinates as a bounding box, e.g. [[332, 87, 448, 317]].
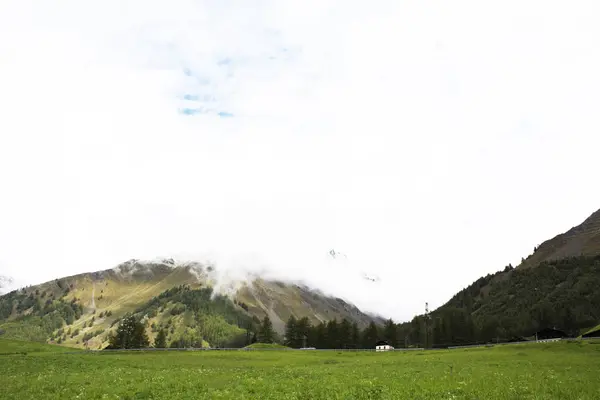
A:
[[1, 340, 599, 399]]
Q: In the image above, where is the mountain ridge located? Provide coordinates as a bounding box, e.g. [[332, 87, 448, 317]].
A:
[[0, 259, 382, 349], [519, 208, 600, 269]]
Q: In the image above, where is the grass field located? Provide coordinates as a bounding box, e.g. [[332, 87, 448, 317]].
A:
[[1, 339, 599, 399], [244, 342, 290, 349]]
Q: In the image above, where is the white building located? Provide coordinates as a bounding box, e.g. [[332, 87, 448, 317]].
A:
[[375, 340, 394, 352]]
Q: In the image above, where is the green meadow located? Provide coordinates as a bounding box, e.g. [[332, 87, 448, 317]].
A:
[[1, 339, 599, 399]]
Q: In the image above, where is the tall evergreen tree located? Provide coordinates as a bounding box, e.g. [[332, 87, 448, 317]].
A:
[[154, 329, 167, 348], [296, 317, 311, 348], [350, 322, 361, 349], [315, 322, 327, 349], [361, 321, 379, 348], [396, 323, 410, 348], [383, 319, 397, 347], [409, 315, 429, 347], [338, 319, 352, 349], [306, 320, 320, 348], [107, 315, 149, 349], [326, 319, 339, 349], [242, 320, 254, 346], [258, 315, 275, 344], [285, 315, 298, 347]]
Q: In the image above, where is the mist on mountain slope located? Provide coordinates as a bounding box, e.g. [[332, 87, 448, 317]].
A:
[[176, 250, 390, 317], [6, 248, 408, 321]]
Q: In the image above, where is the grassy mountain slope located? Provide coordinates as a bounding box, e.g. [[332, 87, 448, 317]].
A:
[[0, 338, 77, 355], [0, 259, 379, 348], [436, 208, 600, 342]]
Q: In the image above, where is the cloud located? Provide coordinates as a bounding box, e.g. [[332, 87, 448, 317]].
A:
[[1, 0, 599, 321]]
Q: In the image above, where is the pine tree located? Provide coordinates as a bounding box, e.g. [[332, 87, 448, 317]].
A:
[[361, 321, 379, 349], [285, 315, 298, 347], [258, 315, 275, 344], [350, 322, 360, 349], [326, 319, 339, 349], [383, 319, 397, 347], [107, 315, 149, 349], [397, 323, 410, 348], [338, 319, 352, 349], [315, 322, 327, 349], [296, 317, 311, 348], [154, 329, 167, 348], [306, 321, 319, 348], [245, 328, 252, 346]]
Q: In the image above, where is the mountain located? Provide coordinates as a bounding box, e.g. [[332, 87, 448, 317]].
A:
[[0, 259, 380, 349], [519, 209, 600, 269], [428, 208, 600, 345]]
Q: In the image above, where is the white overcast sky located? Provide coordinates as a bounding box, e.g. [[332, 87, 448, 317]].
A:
[[1, 0, 599, 321]]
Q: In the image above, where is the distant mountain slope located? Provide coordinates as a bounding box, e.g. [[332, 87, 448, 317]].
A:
[[0, 259, 379, 349], [519, 208, 600, 269], [432, 208, 600, 343], [237, 279, 377, 334]]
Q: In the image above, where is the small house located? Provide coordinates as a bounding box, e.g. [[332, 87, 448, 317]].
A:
[[375, 340, 394, 352]]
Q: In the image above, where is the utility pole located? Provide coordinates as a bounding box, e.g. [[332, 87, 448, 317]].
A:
[[425, 302, 428, 348]]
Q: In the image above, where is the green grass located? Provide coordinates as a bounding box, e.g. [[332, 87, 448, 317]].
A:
[[1, 339, 600, 399], [0, 338, 77, 355], [244, 342, 290, 349]]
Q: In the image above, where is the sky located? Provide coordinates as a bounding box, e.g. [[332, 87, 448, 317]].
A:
[[0, 0, 599, 321]]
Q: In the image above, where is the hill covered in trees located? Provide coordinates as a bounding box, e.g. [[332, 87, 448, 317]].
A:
[[431, 255, 600, 344], [0, 260, 380, 349], [418, 208, 600, 346]]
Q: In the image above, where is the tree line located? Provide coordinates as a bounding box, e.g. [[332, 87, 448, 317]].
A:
[[91, 310, 496, 350], [281, 314, 478, 349]]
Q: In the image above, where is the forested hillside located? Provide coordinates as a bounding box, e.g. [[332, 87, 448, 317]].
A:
[[434, 256, 600, 342], [124, 285, 256, 348], [392, 208, 600, 347]]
